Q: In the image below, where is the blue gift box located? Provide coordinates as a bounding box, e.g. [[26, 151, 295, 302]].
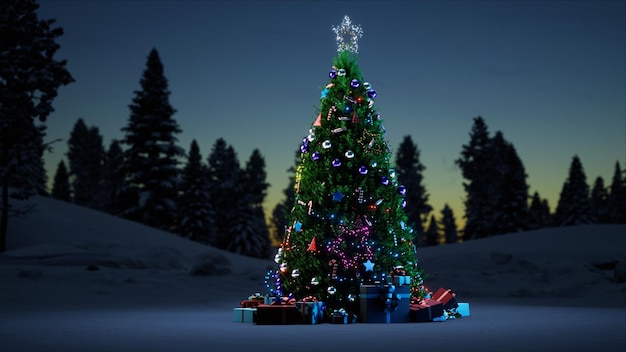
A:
[[233, 307, 256, 323], [295, 301, 325, 324], [456, 302, 470, 317], [359, 284, 411, 323]]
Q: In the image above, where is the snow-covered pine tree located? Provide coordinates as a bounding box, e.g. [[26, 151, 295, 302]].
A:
[[0, 0, 73, 252], [121, 48, 184, 231], [590, 176, 609, 223], [440, 203, 459, 244], [607, 161, 626, 224], [51, 160, 71, 201], [177, 140, 215, 244], [555, 155, 595, 226], [272, 16, 425, 316], [207, 138, 241, 248], [238, 149, 271, 258], [425, 214, 440, 246], [395, 135, 432, 246], [456, 116, 496, 239], [67, 118, 105, 209]]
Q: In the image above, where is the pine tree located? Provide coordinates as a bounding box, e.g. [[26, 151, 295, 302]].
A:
[[177, 139, 214, 244], [528, 191, 551, 229], [272, 19, 424, 316], [590, 176, 609, 223], [51, 160, 71, 201], [607, 161, 626, 223], [489, 131, 530, 235], [207, 138, 241, 248], [555, 155, 595, 226], [440, 203, 459, 244], [120, 48, 184, 231], [455, 116, 495, 239], [236, 149, 271, 258], [100, 139, 128, 216], [395, 135, 432, 246], [67, 118, 105, 209], [424, 214, 440, 246], [0, 0, 73, 252]]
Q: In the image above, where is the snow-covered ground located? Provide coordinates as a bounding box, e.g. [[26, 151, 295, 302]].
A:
[[1, 195, 625, 352]]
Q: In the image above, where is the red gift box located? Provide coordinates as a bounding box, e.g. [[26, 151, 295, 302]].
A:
[[409, 298, 444, 322], [432, 287, 458, 310], [240, 300, 261, 308], [255, 304, 299, 325]]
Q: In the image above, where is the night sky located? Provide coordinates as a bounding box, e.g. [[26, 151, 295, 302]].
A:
[[35, 0, 626, 227]]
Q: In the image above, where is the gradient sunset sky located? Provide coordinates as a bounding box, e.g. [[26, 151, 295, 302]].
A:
[[36, 0, 625, 229]]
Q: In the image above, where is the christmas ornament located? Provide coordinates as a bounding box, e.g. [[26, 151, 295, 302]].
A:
[[321, 88, 329, 99], [322, 140, 332, 149], [350, 79, 360, 88], [347, 294, 356, 302], [338, 68, 346, 76], [312, 151, 321, 161], [280, 263, 288, 273], [367, 89, 377, 98], [398, 185, 406, 196], [381, 176, 390, 185], [294, 221, 303, 232], [291, 269, 300, 277], [314, 113, 322, 126], [345, 150, 354, 158], [329, 69, 337, 79], [329, 259, 338, 279], [327, 286, 337, 295], [311, 277, 320, 285], [359, 166, 368, 175], [332, 191, 345, 202], [363, 259, 375, 272], [307, 237, 317, 252], [332, 158, 341, 167], [363, 82, 371, 90]]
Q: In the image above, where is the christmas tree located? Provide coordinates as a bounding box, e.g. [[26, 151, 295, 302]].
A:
[[270, 16, 425, 318]]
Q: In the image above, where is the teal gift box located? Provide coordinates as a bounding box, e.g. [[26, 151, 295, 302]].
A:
[[295, 301, 325, 324], [392, 275, 411, 286], [233, 307, 256, 323], [359, 284, 411, 323], [456, 302, 470, 317]]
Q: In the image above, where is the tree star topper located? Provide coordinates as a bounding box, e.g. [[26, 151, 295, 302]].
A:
[[332, 15, 363, 54]]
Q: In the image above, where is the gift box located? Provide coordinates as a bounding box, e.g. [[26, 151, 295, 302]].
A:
[[409, 298, 444, 322], [255, 304, 299, 325], [359, 284, 411, 323], [240, 300, 261, 308], [432, 287, 458, 310], [233, 307, 256, 323], [264, 296, 277, 305], [456, 302, 470, 317], [330, 309, 355, 324], [392, 276, 411, 286], [295, 301, 325, 324]]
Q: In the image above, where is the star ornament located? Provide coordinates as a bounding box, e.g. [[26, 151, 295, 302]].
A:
[[332, 15, 363, 54]]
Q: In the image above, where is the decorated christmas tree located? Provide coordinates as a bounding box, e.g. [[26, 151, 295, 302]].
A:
[[269, 16, 426, 319]]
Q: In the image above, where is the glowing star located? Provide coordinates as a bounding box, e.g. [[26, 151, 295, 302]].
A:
[[363, 259, 375, 272], [332, 15, 363, 54]]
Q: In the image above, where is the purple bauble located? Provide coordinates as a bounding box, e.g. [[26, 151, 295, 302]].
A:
[[332, 158, 342, 167], [381, 176, 389, 185], [398, 185, 407, 196], [312, 151, 321, 161], [359, 166, 368, 175], [401, 199, 407, 208], [300, 144, 308, 153], [367, 89, 377, 99], [350, 79, 360, 88], [329, 69, 337, 79]]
